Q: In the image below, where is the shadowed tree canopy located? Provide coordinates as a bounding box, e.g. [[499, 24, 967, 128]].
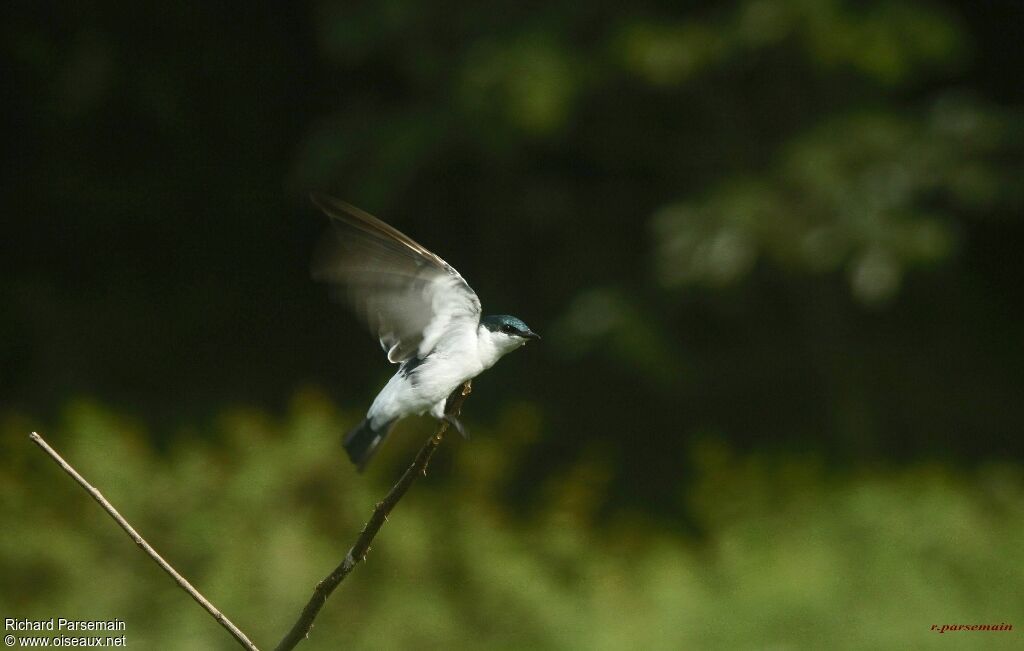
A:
[[3, 0, 1023, 519]]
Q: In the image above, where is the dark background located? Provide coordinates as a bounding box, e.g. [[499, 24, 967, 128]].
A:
[[2, 2, 1023, 648], [5, 0, 1023, 509]]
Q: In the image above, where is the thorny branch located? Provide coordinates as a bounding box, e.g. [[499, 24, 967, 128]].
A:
[[274, 380, 472, 651]]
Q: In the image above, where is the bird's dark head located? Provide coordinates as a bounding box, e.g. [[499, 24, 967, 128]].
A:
[[481, 314, 540, 342]]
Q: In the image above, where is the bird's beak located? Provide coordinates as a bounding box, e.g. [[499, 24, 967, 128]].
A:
[[522, 329, 541, 341]]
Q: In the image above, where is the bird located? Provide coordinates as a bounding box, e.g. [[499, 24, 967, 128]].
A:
[[310, 194, 539, 470]]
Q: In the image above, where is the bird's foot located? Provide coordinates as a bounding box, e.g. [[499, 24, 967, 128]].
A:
[[444, 414, 470, 440]]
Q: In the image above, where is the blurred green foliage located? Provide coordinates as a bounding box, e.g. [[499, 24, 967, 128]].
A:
[[3, 0, 1024, 647], [3, 396, 1023, 650], [651, 96, 1021, 303]]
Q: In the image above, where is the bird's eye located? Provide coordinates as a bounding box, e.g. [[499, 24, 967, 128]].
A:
[[502, 324, 515, 334]]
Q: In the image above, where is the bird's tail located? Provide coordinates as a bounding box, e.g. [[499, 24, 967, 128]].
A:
[[344, 418, 394, 471]]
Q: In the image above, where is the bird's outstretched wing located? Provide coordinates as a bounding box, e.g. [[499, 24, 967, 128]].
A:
[[311, 194, 483, 363]]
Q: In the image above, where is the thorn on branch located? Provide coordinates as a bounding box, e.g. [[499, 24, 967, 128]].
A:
[[273, 381, 472, 651]]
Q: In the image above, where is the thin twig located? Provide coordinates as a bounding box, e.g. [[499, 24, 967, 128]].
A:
[[274, 380, 472, 651], [29, 431, 261, 651]]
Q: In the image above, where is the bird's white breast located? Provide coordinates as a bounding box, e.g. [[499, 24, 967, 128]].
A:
[[367, 322, 527, 427], [367, 321, 484, 426]]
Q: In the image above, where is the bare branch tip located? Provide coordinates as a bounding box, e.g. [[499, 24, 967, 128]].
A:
[[29, 430, 259, 651]]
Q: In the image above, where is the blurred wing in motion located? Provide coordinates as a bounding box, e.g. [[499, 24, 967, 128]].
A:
[[311, 194, 482, 363]]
